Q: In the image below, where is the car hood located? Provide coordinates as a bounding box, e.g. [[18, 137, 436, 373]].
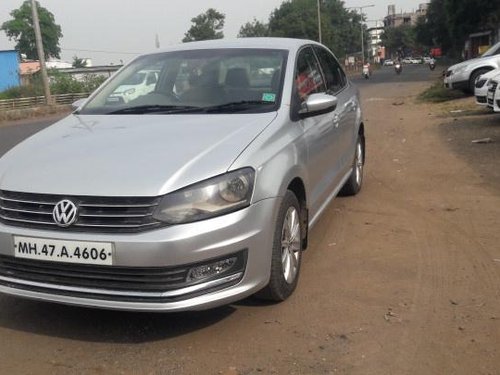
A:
[[0, 113, 277, 196], [450, 55, 499, 71], [480, 68, 500, 80]]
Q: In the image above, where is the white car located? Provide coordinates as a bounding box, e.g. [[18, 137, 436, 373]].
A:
[[486, 73, 500, 112], [444, 41, 500, 93], [383, 59, 394, 66], [108, 70, 159, 104], [474, 68, 500, 106]]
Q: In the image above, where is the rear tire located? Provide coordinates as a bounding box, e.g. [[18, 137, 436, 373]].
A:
[[256, 190, 303, 301], [339, 135, 364, 196]]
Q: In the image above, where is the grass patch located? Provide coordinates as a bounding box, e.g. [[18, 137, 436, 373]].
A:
[[418, 80, 468, 103]]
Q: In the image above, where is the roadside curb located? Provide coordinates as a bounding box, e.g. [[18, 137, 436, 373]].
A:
[[0, 105, 72, 125]]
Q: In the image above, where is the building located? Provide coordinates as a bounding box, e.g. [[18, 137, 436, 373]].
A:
[[19, 60, 121, 86], [464, 27, 500, 59], [384, 3, 428, 28], [0, 50, 20, 91], [367, 22, 385, 63]]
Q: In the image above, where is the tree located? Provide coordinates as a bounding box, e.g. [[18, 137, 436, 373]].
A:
[[238, 19, 269, 38], [183, 8, 225, 42], [322, 0, 365, 58], [72, 56, 87, 68], [1, 0, 63, 60], [265, 0, 364, 58], [417, 0, 500, 57], [381, 25, 417, 57], [268, 0, 319, 40]]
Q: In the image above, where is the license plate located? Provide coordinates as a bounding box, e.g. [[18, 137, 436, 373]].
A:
[[13, 236, 113, 265]]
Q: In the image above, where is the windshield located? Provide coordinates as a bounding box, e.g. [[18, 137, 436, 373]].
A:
[[80, 48, 288, 114], [481, 42, 500, 57]]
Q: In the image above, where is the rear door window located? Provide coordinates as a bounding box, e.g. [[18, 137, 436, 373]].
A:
[[313, 46, 346, 93], [294, 47, 326, 103]]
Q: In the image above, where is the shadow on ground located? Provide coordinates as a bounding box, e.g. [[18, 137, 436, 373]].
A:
[[438, 110, 500, 194], [0, 294, 239, 344]]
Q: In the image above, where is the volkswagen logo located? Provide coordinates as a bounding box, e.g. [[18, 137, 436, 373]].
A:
[[52, 199, 78, 227]]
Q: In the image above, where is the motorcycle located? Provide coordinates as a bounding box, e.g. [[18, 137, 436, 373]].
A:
[[429, 59, 436, 70], [395, 63, 402, 75], [362, 64, 370, 79]]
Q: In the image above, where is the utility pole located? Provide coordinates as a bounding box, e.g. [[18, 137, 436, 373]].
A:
[[347, 5, 375, 64], [31, 0, 53, 105], [317, 0, 322, 44]]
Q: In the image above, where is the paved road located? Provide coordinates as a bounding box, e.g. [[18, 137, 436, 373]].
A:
[[0, 115, 66, 157], [1, 65, 499, 375], [352, 63, 438, 85]]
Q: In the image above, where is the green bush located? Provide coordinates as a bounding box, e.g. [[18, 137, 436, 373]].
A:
[[0, 71, 107, 99], [50, 71, 107, 94], [418, 80, 467, 103]]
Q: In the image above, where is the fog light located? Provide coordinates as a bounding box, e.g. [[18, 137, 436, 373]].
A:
[[187, 257, 237, 282]]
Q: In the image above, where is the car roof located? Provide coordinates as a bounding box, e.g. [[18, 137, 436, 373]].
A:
[[148, 38, 321, 55]]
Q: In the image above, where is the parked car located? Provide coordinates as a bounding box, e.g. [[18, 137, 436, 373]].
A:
[[486, 73, 500, 112], [402, 57, 413, 64], [108, 69, 159, 103], [444, 41, 500, 93], [474, 68, 500, 106], [0, 38, 365, 312], [383, 59, 394, 66]]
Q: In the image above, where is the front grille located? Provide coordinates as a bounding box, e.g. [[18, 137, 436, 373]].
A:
[[488, 81, 498, 106], [0, 251, 246, 302], [0, 190, 163, 233]]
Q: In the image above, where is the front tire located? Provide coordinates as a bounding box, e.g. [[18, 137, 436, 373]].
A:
[[469, 68, 491, 93], [256, 190, 303, 301], [339, 135, 364, 196]]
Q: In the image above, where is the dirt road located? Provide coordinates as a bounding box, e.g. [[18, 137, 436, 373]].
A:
[[0, 71, 499, 375]]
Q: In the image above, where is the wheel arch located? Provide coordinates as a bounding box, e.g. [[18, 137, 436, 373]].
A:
[[286, 176, 309, 250], [358, 122, 365, 163], [469, 66, 496, 87]]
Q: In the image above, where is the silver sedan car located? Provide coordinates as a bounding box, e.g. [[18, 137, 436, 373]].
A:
[[0, 38, 364, 311]]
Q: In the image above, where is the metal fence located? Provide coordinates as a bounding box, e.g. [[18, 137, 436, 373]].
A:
[[0, 93, 89, 111]]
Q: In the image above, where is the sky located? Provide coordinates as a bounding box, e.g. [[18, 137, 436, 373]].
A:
[[0, 0, 427, 65]]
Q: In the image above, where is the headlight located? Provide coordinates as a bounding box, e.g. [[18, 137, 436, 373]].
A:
[[124, 88, 136, 95], [475, 79, 487, 88], [153, 168, 255, 224]]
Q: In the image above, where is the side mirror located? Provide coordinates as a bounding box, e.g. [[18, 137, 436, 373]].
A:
[[71, 98, 87, 111], [298, 93, 337, 118]]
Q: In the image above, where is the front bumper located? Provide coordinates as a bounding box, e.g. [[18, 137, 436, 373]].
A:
[[444, 70, 469, 90], [0, 198, 280, 311], [493, 91, 500, 112]]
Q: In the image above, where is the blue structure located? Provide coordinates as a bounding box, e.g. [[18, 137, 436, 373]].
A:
[[0, 50, 20, 92]]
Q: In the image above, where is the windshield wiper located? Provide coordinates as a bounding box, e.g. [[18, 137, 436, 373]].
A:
[[107, 105, 200, 115], [202, 100, 275, 113]]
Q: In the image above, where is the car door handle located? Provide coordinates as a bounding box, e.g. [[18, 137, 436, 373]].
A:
[[344, 100, 357, 111]]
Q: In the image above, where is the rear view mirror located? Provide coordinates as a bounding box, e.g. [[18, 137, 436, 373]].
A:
[[71, 98, 87, 111], [299, 93, 337, 118]]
